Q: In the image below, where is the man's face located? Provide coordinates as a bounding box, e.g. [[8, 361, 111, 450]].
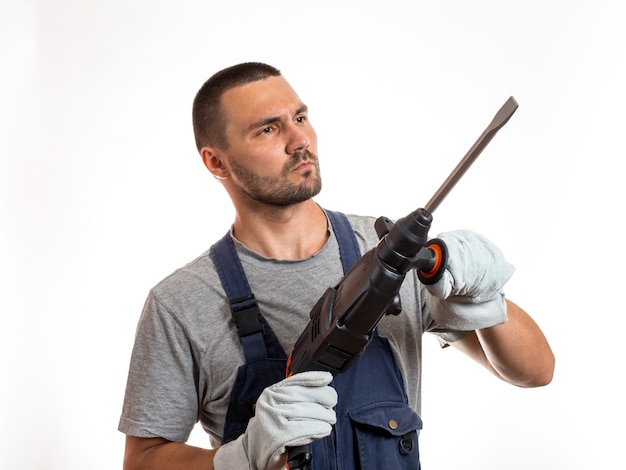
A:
[[219, 76, 321, 206]]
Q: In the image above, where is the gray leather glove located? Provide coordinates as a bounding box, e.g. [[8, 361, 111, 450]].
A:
[[213, 371, 337, 470], [425, 229, 515, 330]]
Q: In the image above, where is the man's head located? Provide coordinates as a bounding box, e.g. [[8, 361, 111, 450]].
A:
[[193, 63, 321, 207], [192, 62, 281, 152]]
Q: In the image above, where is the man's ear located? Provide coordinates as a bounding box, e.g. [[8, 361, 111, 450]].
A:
[[200, 146, 229, 180]]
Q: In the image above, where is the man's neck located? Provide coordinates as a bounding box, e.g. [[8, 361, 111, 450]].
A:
[[231, 200, 329, 260]]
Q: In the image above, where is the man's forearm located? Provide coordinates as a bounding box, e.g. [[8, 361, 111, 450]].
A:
[[478, 300, 554, 387], [453, 299, 555, 387], [124, 436, 217, 470]]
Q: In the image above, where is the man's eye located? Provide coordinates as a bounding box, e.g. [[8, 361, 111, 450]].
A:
[[261, 126, 274, 134], [295, 115, 307, 124]]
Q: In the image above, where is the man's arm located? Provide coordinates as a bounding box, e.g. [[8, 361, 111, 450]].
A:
[[451, 299, 555, 388], [124, 436, 216, 470], [123, 371, 337, 470]]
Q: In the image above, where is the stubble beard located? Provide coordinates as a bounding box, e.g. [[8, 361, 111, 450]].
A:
[[230, 150, 323, 207]]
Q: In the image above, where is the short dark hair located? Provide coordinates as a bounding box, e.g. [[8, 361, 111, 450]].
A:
[[192, 62, 282, 152]]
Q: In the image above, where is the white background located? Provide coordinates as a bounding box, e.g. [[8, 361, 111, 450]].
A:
[[2, 1, 624, 468]]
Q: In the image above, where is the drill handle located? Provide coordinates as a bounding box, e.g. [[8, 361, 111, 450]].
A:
[[286, 445, 313, 470]]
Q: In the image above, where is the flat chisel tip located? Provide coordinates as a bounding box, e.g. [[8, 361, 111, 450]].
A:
[[489, 96, 519, 131]]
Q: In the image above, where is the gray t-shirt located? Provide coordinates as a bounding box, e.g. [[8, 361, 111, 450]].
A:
[[118, 213, 465, 447]]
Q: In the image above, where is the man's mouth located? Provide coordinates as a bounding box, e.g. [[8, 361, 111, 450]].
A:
[[294, 161, 313, 171], [290, 150, 317, 171]]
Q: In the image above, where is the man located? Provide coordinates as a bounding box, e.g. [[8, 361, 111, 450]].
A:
[[119, 62, 554, 470]]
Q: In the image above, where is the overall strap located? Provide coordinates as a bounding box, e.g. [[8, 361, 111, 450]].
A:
[[210, 234, 267, 362], [325, 210, 361, 272]]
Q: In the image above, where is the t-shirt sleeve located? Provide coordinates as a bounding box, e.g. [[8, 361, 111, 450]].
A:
[[118, 291, 199, 442]]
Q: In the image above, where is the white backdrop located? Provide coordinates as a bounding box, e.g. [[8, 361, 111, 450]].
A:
[[2, 1, 624, 468]]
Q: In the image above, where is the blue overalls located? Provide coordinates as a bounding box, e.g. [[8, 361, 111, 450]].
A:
[[210, 210, 422, 469]]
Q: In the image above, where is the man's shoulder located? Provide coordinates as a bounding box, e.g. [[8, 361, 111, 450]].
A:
[[341, 213, 379, 249], [344, 212, 377, 228], [150, 247, 220, 301]]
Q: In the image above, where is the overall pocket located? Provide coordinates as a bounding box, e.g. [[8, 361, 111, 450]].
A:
[[349, 402, 422, 469]]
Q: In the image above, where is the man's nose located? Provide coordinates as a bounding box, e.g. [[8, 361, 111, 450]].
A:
[[286, 124, 311, 155]]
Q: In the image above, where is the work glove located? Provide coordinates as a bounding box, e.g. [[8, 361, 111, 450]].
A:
[[425, 229, 515, 331], [213, 370, 337, 470]]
